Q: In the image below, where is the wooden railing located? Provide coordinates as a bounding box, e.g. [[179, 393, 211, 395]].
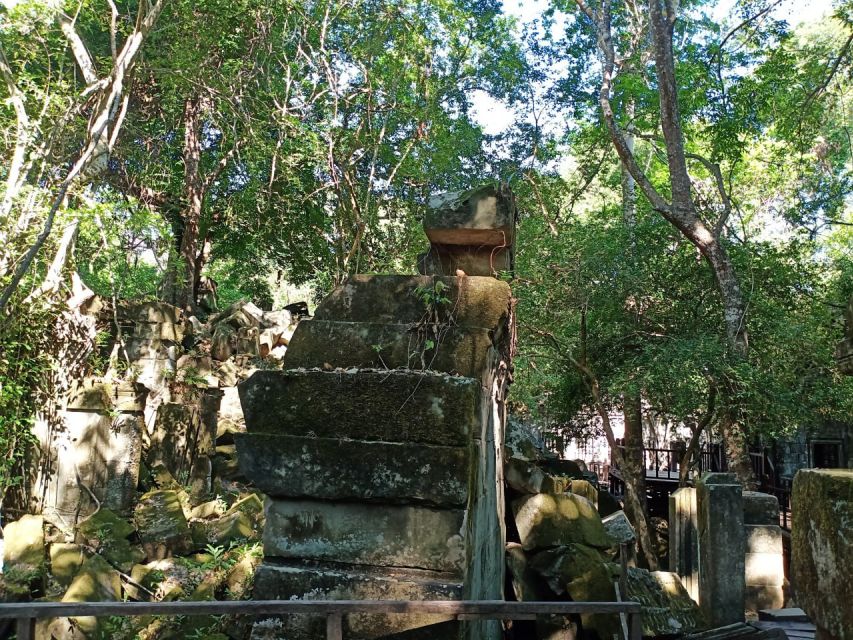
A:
[[0, 599, 643, 640]]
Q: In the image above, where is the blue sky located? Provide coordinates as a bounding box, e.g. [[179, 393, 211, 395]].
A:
[[471, 0, 838, 135]]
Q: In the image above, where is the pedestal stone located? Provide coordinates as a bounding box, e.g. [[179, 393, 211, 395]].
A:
[[669, 488, 699, 603], [743, 492, 784, 611], [696, 473, 745, 627]]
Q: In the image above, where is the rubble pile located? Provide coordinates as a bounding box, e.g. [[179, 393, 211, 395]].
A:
[[2, 297, 303, 639], [503, 421, 706, 640]]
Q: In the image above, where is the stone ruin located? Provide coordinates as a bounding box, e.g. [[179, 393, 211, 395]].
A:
[[791, 469, 853, 640], [669, 474, 785, 624], [236, 184, 516, 639]]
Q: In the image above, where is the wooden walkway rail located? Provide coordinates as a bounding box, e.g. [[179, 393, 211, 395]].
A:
[[0, 599, 643, 640]]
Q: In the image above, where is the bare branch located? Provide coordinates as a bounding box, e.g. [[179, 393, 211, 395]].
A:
[[58, 13, 99, 85], [685, 153, 734, 238]]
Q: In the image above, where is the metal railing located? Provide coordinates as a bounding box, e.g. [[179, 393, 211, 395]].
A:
[[0, 599, 643, 640]]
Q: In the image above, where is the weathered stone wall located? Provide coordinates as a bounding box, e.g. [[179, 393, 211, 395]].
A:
[[791, 469, 853, 640], [239, 186, 515, 639], [31, 379, 145, 524], [238, 275, 512, 639]]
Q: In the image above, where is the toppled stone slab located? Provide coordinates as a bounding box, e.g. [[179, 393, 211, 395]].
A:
[[263, 500, 465, 575], [252, 561, 462, 639], [791, 468, 853, 640], [625, 568, 706, 636], [283, 320, 499, 377], [512, 493, 613, 551], [3, 514, 45, 588], [236, 433, 469, 507], [602, 510, 636, 546], [134, 489, 192, 559], [529, 544, 618, 640], [313, 275, 511, 329], [59, 553, 121, 638], [239, 369, 480, 447], [424, 184, 516, 247], [506, 543, 551, 602], [505, 457, 546, 494], [49, 544, 89, 587]]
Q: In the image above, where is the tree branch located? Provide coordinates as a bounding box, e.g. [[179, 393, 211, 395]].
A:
[[58, 12, 99, 85]]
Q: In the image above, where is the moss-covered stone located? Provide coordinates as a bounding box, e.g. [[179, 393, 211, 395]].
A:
[[199, 511, 258, 547], [224, 493, 264, 518], [190, 499, 227, 520], [313, 275, 511, 329], [134, 490, 192, 559], [529, 544, 618, 640], [239, 369, 480, 446], [49, 544, 89, 588], [77, 508, 135, 541], [506, 543, 551, 601], [624, 568, 705, 636], [282, 320, 498, 377], [263, 499, 465, 574], [791, 469, 853, 640], [569, 479, 598, 505], [61, 553, 121, 637], [512, 493, 613, 551], [3, 514, 45, 590], [236, 433, 469, 506]]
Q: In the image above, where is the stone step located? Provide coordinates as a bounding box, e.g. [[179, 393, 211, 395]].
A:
[[313, 274, 511, 329], [282, 319, 500, 378], [235, 433, 469, 507], [252, 560, 462, 639], [685, 622, 787, 640], [758, 608, 810, 622], [239, 369, 481, 447], [263, 499, 466, 575]]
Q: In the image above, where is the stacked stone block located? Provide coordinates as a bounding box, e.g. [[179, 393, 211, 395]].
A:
[[237, 185, 515, 640], [742, 491, 785, 611]]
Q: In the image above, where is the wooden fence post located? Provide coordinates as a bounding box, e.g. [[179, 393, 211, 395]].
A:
[[16, 617, 34, 640], [629, 612, 642, 640], [326, 612, 343, 640]]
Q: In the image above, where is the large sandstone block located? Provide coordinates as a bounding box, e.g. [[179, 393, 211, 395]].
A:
[[239, 369, 480, 446], [236, 433, 469, 506], [313, 275, 511, 329], [134, 489, 192, 559], [417, 246, 512, 278], [252, 561, 462, 639], [743, 491, 779, 525], [669, 487, 699, 603], [792, 469, 853, 640], [283, 320, 498, 377], [424, 184, 516, 247], [512, 493, 612, 551], [529, 544, 618, 640], [696, 473, 745, 627], [263, 500, 465, 574]]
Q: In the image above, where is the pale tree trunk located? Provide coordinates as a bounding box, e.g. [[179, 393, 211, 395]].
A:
[[0, 0, 167, 314], [575, 0, 754, 486], [179, 96, 204, 313]]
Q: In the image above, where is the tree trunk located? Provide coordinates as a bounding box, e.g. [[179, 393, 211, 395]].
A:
[[622, 392, 656, 565], [179, 96, 204, 313]]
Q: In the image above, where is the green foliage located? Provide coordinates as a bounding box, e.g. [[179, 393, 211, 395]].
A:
[[0, 304, 54, 503]]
